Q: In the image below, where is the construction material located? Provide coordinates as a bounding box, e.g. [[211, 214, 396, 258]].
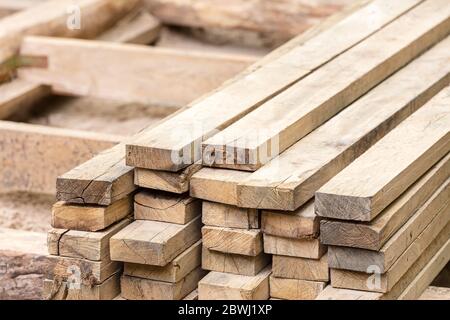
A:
[[202, 226, 263, 256], [124, 240, 201, 283], [202, 201, 259, 229], [134, 190, 201, 224], [52, 196, 133, 232], [110, 217, 202, 266], [202, 247, 270, 276], [316, 87, 450, 221], [419, 286, 450, 300], [270, 276, 326, 300], [198, 266, 271, 300], [126, 0, 422, 171], [237, 35, 450, 210], [272, 254, 329, 282], [264, 234, 326, 259]]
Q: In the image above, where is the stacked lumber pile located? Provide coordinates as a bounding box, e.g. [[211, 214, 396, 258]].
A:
[[41, 0, 449, 300]]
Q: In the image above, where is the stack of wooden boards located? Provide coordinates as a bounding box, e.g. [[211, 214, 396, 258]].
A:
[[37, 0, 450, 300]]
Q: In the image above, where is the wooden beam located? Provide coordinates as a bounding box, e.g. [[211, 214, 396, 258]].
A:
[[0, 121, 121, 195], [316, 286, 381, 300], [123, 240, 201, 283], [270, 276, 326, 300], [202, 226, 263, 256], [110, 217, 202, 266], [198, 266, 271, 300], [327, 180, 449, 273], [202, 201, 260, 229], [316, 86, 450, 221], [203, 0, 450, 171], [126, 0, 423, 172], [272, 254, 329, 282], [236, 34, 450, 211], [261, 200, 318, 239], [202, 246, 270, 276], [51, 196, 133, 232], [263, 234, 326, 259], [134, 190, 201, 224], [320, 153, 450, 250], [0, 0, 140, 65], [121, 267, 206, 300], [419, 286, 450, 300], [47, 228, 67, 256], [18, 36, 256, 107]]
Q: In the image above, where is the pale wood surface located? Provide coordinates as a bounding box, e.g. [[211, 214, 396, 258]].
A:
[[47, 228, 67, 256], [270, 276, 326, 300], [263, 234, 326, 259], [126, 0, 421, 171], [123, 240, 201, 283], [52, 196, 133, 232], [183, 289, 199, 301], [198, 266, 271, 300], [317, 86, 450, 221], [202, 201, 259, 229], [237, 35, 450, 210], [321, 153, 450, 250], [121, 267, 206, 300], [202, 246, 270, 276], [202, 226, 263, 256], [316, 285, 381, 300], [262, 200, 318, 239], [419, 286, 450, 300], [110, 217, 202, 266], [272, 254, 329, 282], [134, 190, 201, 224]]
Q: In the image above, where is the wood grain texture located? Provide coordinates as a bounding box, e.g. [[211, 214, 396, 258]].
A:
[[272, 254, 329, 282], [134, 190, 201, 224], [202, 201, 259, 229], [262, 200, 318, 239], [316, 286, 381, 300], [47, 228, 67, 256], [198, 266, 271, 300], [263, 234, 326, 259], [123, 240, 201, 282], [419, 286, 450, 300], [320, 153, 450, 250], [237, 35, 450, 210], [43, 273, 120, 300], [327, 180, 450, 273], [202, 246, 270, 276], [126, 0, 421, 171], [202, 226, 263, 256], [110, 217, 202, 266], [203, 0, 450, 171], [52, 196, 133, 232], [135, 163, 202, 194], [270, 276, 326, 300], [316, 86, 450, 221], [121, 267, 206, 300]]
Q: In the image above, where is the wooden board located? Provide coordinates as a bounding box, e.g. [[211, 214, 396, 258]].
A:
[[47, 228, 67, 256], [134, 190, 201, 225], [327, 180, 450, 273], [419, 286, 450, 300], [198, 266, 271, 300], [261, 200, 318, 239], [52, 196, 133, 232], [55, 219, 131, 261], [272, 254, 329, 282], [43, 273, 120, 300], [183, 289, 199, 301], [202, 0, 450, 171], [125, 0, 423, 171], [270, 276, 327, 300], [110, 217, 202, 266], [0, 0, 140, 64], [202, 201, 259, 229], [135, 163, 202, 194], [123, 240, 201, 283], [18, 36, 255, 107], [320, 153, 450, 250], [97, 9, 161, 45], [236, 35, 450, 210], [0, 121, 120, 195], [202, 226, 263, 256], [202, 246, 270, 276], [316, 286, 381, 300], [316, 86, 450, 221], [263, 234, 326, 259], [121, 267, 206, 300], [331, 222, 450, 293], [190, 168, 250, 206], [47, 255, 122, 286]]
